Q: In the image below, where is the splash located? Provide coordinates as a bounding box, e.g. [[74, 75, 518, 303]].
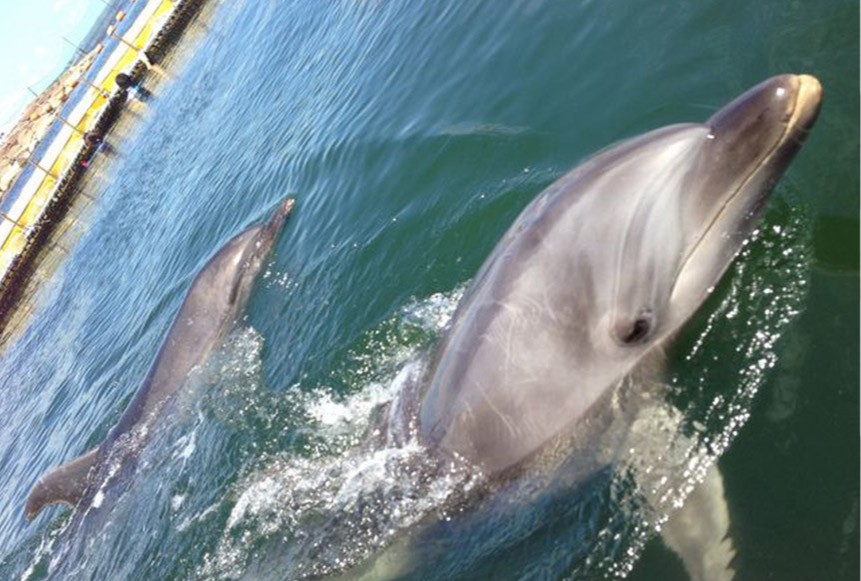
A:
[[193, 204, 810, 581], [196, 288, 476, 580], [15, 205, 808, 581], [572, 204, 812, 579]]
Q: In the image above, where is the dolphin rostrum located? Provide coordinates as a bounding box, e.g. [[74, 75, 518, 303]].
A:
[[24, 197, 295, 521], [419, 75, 822, 478]]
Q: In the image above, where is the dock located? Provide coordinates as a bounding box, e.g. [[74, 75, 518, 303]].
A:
[[0, 0, 208, 335]]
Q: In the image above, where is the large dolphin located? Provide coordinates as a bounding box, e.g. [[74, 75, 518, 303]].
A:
[[365, 74, 822, 580], [419, 74, 821, 476], [24, 197, 295, 521]]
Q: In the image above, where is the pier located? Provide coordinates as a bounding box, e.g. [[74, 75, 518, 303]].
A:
[[0, 0, 208, 334]]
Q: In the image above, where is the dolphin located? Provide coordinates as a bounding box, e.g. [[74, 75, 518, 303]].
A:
[[419, 74, 822, 476], [24, 197, 295, 521], [359, 75, 823, 580]]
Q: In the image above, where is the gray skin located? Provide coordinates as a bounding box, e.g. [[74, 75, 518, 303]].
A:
[[419, 74, 822, 478], [24, 197, 295, 521]]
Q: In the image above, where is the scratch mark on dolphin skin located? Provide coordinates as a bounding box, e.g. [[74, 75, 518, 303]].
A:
[[540, 286, 560, 325], [498, 302, 522, 382], [474, 378, 518, 438]]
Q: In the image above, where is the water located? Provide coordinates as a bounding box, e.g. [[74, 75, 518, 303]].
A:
[[0, 0, 856, 579]]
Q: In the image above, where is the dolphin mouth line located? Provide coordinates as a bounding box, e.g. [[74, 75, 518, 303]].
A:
[[668, 76, 820, 301]]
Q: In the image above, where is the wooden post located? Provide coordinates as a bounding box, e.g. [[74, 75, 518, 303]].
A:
[[113, 33, 141, 52], [62, 38, 109, 96], [55, 113, 84, 136], [27, 158, 59, 180], [0, 212, 27, 230], [108, 27, 141, 52], [81, 76, 111, 98]]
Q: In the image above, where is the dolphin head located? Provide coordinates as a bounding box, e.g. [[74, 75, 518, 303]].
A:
[[662, 75, 822, 328], [230, 197, 295, 307], [589, 74, 822, 353], [420, 75, 822, 475], [199, 197, 295, 316]]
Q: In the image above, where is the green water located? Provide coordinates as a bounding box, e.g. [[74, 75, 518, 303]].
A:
[[0, 0, 856, 579]]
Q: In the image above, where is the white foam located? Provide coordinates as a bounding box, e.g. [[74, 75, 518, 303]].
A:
[[197, 288, 472, 579], [171, 494, 185, 511], [172, 426, 198, 462], [401, 287, 464, 332]]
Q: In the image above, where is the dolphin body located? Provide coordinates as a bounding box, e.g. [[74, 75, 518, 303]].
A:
[[356, 75, 822, 580], [24, 197, 295, 522]]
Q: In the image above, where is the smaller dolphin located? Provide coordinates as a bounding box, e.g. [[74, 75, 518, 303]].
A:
[[24, 197, 295, 521]]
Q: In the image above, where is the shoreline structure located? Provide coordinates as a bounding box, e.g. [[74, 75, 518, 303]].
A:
[[0, 0, 207, 333]]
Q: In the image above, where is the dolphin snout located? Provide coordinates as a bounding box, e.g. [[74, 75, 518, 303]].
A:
[[706, 74, 823, 144], [274, 196, 296, 223], [792, 74, 823, 134], [266, 197, 296, 235]]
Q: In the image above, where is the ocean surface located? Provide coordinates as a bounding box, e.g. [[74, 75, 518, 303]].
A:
[[0, 0, 857, 579]]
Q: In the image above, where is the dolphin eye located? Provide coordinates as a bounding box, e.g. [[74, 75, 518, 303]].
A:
[[615, 312, 653, 345]]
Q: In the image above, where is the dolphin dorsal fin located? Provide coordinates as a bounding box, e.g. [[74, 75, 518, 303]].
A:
[[24, 447, 100, 520]]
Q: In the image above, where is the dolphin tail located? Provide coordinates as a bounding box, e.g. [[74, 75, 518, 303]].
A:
[[24, 447, 100, 521]]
